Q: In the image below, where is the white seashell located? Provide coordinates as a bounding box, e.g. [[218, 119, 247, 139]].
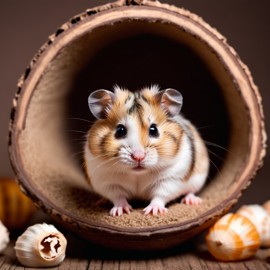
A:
[[237, 204, 270, 247], [262, 200, 270, 215], [15, 223, 67, 267], [0, 221, 9, 253], [206, 213, 260, 261]]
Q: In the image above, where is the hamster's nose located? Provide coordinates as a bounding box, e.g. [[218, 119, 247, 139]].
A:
[[131, 150, 146, 162]]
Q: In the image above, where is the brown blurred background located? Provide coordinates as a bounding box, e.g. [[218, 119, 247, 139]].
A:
[[0, 0, 269, 207]]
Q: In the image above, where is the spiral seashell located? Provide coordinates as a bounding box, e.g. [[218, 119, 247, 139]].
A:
[[0, 221, 9, 253], [206, 213, 260, 261], [0, 178, 36, 230], [15, 223, 67, 267], [237, 204, 270, 247]]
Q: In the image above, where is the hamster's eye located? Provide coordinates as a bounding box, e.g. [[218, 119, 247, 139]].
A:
[[115, 124, 127, 139], [149, 123, 159, 137]]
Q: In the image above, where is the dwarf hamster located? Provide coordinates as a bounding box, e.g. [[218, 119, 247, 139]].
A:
[[84, 85, 209, 216]]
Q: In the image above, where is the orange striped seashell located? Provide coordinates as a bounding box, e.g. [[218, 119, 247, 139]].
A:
[[0, 178, 36, 230], [237, 204, 270, 247], [262, 200, 270, 215], [206, 213, 260, 261]]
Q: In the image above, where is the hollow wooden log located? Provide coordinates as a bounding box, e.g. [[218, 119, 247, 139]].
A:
[[9, 0, 266, 250]]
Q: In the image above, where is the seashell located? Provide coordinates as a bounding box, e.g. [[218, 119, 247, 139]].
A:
[[0, 177, 36, 230], [206, 213, 260, 261], [262, 200, 270, 215], [237, 204, 270, 247], [0, 221, 9, 253], [15, 223, 67, 267]]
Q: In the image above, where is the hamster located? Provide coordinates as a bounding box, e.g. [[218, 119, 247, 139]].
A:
[[84, 85, 209, 216]]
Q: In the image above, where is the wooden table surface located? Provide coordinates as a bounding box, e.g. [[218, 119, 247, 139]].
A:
[[1, 232, 270, 270]]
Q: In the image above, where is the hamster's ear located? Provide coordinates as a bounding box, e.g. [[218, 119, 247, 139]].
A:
[[156, 89, 183, 116], [88, 89, 115, 119]]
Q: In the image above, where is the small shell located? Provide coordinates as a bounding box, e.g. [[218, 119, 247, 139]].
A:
[[0, 178, 36, 230], [206, 213, 260, 261], [237, 204, 270, 247], [262, 200, 270, 215], [0, 221, 9, 253], [15, 223, 67, 267]]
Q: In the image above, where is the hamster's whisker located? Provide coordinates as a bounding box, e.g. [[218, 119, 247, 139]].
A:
[[86, 156, 113, 171], [92, 155, 119, 165], [204, 141, 231, 154], [68, 117, 94, 124], [90, 157, 120, 177], [196, 125, 212, 130], [68, 138, 86, 143], [192, 148, 222, 177], [75, 158, 89, 171], [86, 150, 122, 162], [87, 153, 112, 161], [207, 149, 225, 162], [81, 161, 86, 170], [208, 159, 221, 176], [107, 160, 123, 177], [150, 163, 163, 176], [103, 160, 123, 178], [67, 129, 87, 134], [70, 150, 85, 159]]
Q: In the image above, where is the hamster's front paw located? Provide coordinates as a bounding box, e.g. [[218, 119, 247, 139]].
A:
[[143, 205, 168, 215], [143, 198, 168, 215], [110, 198, 132, 216], [181, 193, 202, 205]]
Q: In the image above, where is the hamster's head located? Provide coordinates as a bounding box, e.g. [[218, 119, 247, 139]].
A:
[[86, 85, 184, 174]]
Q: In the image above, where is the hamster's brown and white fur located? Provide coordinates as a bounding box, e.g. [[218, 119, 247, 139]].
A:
[[84, 86, 209, 216]]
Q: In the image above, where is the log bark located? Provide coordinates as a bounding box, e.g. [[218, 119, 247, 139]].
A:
[[9, 0, 266, 250]]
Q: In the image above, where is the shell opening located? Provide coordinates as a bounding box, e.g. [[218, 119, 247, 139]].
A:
[[216, 240, 222, 247], [40, 235, 61, 260]]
